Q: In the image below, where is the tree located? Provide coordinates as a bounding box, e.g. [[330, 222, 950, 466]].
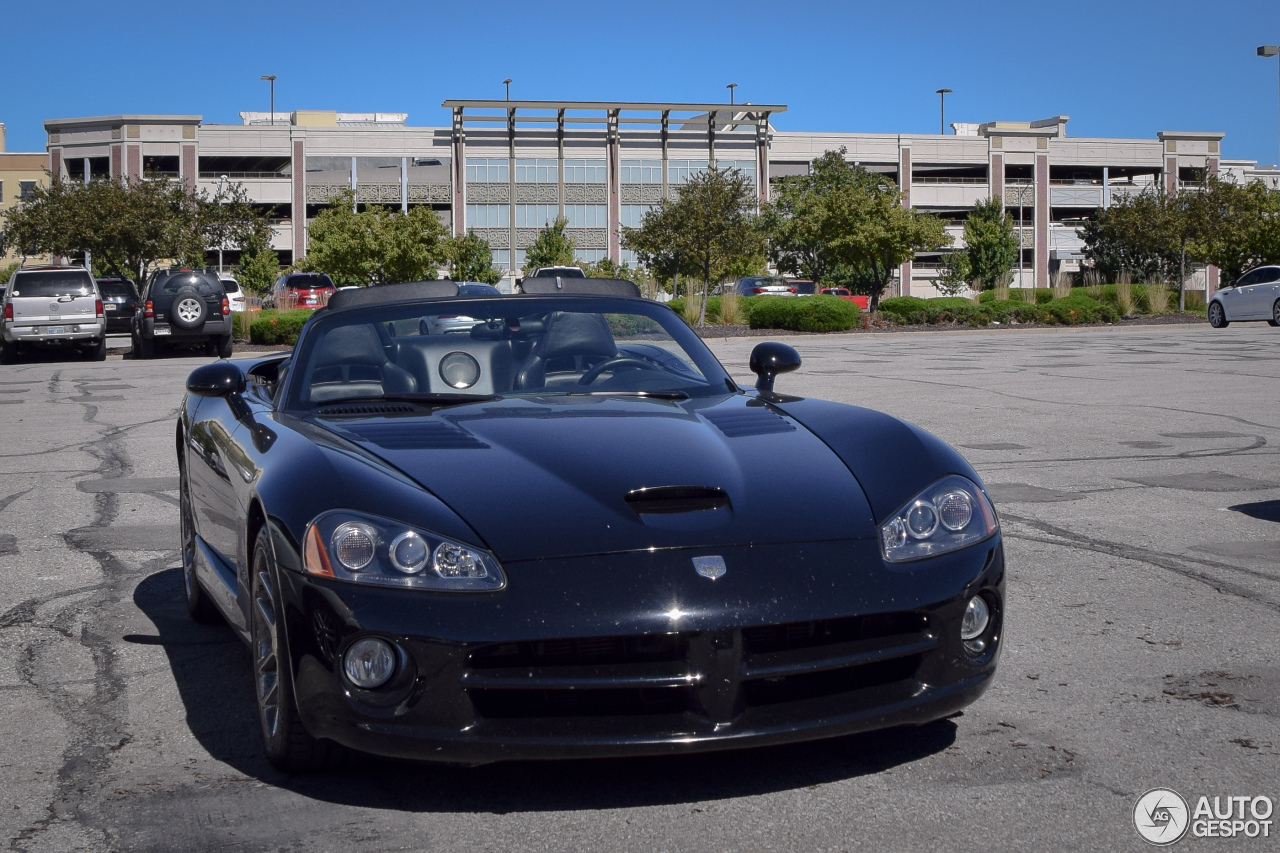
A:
[[1192, 176, 1280, 284], [963, 196, 1019, 288], [237, 233, 281, 295], [297, 191, 449, 285], [935, 251, 972, 296], [445, 230, 503, 285], [3, 174, 267, 283], [622, 203, 693, 295], [762, 149, 863, 285], [623, 166, 762, 325], [522, 216, 577, 272], [1079, 190, 1167, 282]]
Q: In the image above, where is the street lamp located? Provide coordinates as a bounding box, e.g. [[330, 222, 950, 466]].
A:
[[260, 75, 276, 125], [936, 88, 953, 135], [1259, 46, 1280, 167], [216, 175, 229, 272], [503, 78, 512, 100], [727, 82, 738, 105]]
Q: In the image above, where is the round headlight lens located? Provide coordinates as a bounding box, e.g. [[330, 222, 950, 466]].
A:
[[389, 531, 429, 574], [332, 523, 377, 571], [960, 595, 990, 641], [433, 542, 487, 578], [343, 637, 396, 689], [905, 501, 939, 539], [938, 491, 974, 531]]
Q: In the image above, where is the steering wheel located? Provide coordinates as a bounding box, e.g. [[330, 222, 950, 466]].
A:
[[578, 356, 664, 385]]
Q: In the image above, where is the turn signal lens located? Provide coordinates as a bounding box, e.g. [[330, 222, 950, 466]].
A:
[[332, 523, 376, 571], [3, 304, 11, 321], [221, 297, 230, 316], [144, 300, 154, 318], [95, 299, 104, 317]]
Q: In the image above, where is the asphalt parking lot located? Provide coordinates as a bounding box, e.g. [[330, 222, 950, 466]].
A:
[[1, 323, 1277, 852]]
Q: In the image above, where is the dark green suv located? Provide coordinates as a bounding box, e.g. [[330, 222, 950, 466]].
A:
[[132, 269, 233, 359]]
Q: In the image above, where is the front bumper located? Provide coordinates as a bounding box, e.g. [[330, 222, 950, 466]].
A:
[[280, 537, 1005, 764]]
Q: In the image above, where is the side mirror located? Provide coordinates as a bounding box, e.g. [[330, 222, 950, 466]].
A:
[[749, 342, 801, 393], [186, 361, 245, 398]]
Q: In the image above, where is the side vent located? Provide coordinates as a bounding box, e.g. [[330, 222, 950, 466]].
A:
[[703, 407, 796, 438], [341, 420, 489, 450]]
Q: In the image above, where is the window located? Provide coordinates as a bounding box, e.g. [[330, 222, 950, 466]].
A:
[[621, 204, 654, 228], [667, 160, 708, 184], [575, 249, 607, 263], [564, 205, 607, 228], [465, 158, 508, 183], [0, 180, 4, 201], [620, 248, 639, 267], [466, 204, 509, 227], [621, 160, 662, 183], [516, 159, 557, 183], [720, 160, 756, 184], [563, 159, 606, 183], [516, 205, 559, 228], [18, 181, 37, 200], [491, 250, 510, 271]]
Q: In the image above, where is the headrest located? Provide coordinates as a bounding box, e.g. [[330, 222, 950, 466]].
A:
[[327, 280, 460, 311], [538, 312, 617, 360], [519, 277, 641, 297], [314, 324, 388, 367]]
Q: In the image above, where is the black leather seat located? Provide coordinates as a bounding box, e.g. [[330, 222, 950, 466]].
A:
[[308, 324, 418, 403], [514, 312, 617, 390]]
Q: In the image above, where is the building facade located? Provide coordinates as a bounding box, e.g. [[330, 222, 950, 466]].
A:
[[41, 101, 1280, 294], [0, 123, 51, 266]]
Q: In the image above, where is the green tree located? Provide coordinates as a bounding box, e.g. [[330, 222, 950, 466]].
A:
[[201, 181, 271, 268], [963, 196, 1019, 288], [236, 233, 281, 295], [762, 149, 863, 285], [522, 216, 577, 273], [621, 203, 692, 295], [445, 230, 503, 285], [935, 251, 972, 297], [1192, 176, 1280, 284], [297, 191, 449, 285], [623, 166, 762, 325], [1079, 191, 1166, 282]]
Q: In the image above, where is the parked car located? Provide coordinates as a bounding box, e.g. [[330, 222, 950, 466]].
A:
[[821, 288, 871, 311], [733, 276, 797, 297], [1208, 265, 1280, 328], [418, 282, 502, 334], [267, 272, 337, 310], [178, 277, 1004, 771], [218, 274, 248, 313], [132, 268, 233, 359], [787, 279, 817, 296], [1, 266, 106, 363], [515, 266, 586, 291], [96, 278, 139, 334]]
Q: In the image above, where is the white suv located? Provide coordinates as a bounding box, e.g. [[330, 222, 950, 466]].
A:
[[2, 266, 106, 363]]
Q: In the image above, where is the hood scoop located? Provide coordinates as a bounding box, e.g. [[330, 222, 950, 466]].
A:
[[625, 486, 732, 531], [317, 403, 417, 417], [702, 406, 796, 438]]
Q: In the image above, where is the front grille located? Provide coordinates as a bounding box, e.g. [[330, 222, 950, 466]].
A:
[[469, 686, 693, 718], [742, 654, 923, 707], [742, 613, 928, 654], [469, 633, 684, 669]]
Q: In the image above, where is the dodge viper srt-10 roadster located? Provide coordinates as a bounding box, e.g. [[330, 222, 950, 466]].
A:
[[178, 277, 1004, 770]]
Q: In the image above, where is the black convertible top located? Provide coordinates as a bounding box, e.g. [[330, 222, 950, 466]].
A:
[[518, 277, 640, 297], [327, 280, 460, 311]]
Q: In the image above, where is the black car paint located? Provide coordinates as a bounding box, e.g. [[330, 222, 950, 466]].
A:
[[179, 295, 1003, 764]]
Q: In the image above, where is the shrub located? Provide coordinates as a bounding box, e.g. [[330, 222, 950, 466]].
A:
[[748, 295, 864, 332], [1042, 293, 1119, 325], [1184, 290, 1207, 313], [249, 309, 314, 345]]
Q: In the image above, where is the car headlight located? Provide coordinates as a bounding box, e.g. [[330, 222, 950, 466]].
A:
[[303, 510, 506, 591], [880, 475, 998, 563]]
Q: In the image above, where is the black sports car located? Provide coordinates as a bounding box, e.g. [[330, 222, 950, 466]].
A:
[[178, 278, 1004, 771]]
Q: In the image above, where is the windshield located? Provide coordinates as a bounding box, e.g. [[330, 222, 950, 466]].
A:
[[286, 297, 731, 411], [10, 271, 95, 298], [287, 274, 334, 290], [97, 281, 135, 299]]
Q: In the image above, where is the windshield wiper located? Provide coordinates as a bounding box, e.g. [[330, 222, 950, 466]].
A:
[[317, 392, 498, 408]]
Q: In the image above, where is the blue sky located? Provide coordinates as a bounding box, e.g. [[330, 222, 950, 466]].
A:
[[6, 0, 1280, 166]]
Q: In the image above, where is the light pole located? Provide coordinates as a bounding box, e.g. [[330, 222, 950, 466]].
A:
[[727, 82, 738, 105], [260, 75, 276, 125], [216, 175, 229, 273], [936, 88, 952, 135], [1259, 46, 1280, 167], [503, 78, 512, 100]]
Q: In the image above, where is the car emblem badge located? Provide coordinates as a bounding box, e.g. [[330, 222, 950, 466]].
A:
[[693, 556, 726, 580], [49, 303, 59, 312]]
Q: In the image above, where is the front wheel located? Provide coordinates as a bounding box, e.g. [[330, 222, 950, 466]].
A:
[[1208, 301, 1229, 328], [0, 340, 14, 365], [1269, 300, 1280, 328], [251, 527, 339, 772], [218, 333, 234, 359], [181, 468, 221, 624]]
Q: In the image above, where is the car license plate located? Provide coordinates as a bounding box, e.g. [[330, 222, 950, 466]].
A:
[[47, 326, 65, 335], [153, 327, 171, 336]]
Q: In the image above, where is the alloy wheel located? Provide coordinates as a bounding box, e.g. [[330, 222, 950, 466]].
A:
[[180, 474, 197, 598], [253, 562, 281, 740]]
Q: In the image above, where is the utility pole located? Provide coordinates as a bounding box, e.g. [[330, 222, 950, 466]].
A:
[[260, 75, 276, 125], [936, 88, 952, 135]]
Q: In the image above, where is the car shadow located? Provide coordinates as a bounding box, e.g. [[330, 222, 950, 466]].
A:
[[132, 567, 957, 812]]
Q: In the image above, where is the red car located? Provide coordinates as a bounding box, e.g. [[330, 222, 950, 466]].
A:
[[269, 273, 337, 310], [821, 288, 870, 311]]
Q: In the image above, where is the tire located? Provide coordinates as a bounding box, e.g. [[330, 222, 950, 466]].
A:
[[135, 334, 155, 360], [1208, 301, 1229, 328], [251, 526, 339, 772], [181, 468, 221, 624], [170, 288, 208, 331], [1269, 300, 1280, 328], [0, 340, 14, 365], [90, 337, 107, 362], [217, 334, 234, 359]]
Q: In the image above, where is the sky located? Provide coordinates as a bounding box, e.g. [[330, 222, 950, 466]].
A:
[[5, 0, 1280, 166]]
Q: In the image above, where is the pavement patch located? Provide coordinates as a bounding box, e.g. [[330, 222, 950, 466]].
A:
[[65, 525, 179, 552], [77, 477, 180, 494], [1121, 472, 1280, 492], [961, 442, 1029, 451], [987, 483, 1084, 503], [1189, 541, 1280, 561]]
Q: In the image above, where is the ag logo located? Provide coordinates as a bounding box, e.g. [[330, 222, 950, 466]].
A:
[[692, 556, 726, 580], [1134, 788, 1190, 845]]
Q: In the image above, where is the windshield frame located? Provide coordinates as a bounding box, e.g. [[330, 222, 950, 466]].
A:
[[281, 295, 736, 414]]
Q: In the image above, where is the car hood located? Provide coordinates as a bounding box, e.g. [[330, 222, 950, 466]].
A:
[[316, 394, 877, 562]]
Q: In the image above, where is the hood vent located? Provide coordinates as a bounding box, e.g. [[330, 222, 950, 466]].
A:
[[317, 403, 417, 417], [703, 407, 796, 438], [339, 420, 489, 450], [625, 485, 731, 515]]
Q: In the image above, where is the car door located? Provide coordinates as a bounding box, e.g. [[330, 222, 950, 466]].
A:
[[1220, 270, 1261, 320], [1243, 267, 1280, 317]]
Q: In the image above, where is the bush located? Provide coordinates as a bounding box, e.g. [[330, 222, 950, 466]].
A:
[[1184, 290, 1207, 313], [881, 293, 1117, 326], [1042, 293, 1119, 325], [249, 309, 314, 345], [667, 295, 758, 326], [748, 295, 864, 332]]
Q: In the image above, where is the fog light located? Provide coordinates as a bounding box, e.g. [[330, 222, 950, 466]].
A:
[[960, 595, 990, 641], [343, 637, 396, 688]]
